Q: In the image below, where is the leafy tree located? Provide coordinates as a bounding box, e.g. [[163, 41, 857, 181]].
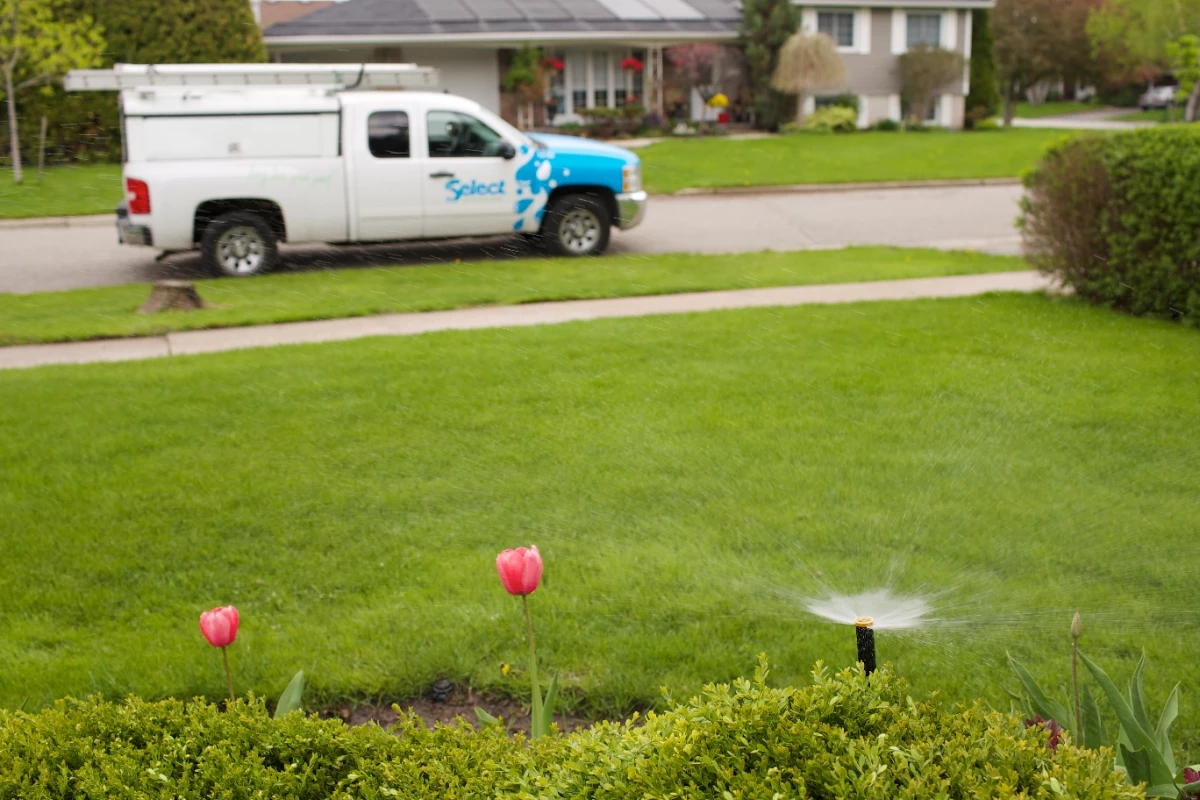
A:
[[666, 43, 722, 119], [898, 45, 966, 125], [739, 0, 799, 130], [1167, 34, 1200, 121], [0, 0, 103, 183], [993, 0, 1060, 125], [502, 45, 543, 129], [965, 9, 999, 126], [74, 0, 266, 64], [1087, 0, 1200, 80], [771, 32, 846, 125]]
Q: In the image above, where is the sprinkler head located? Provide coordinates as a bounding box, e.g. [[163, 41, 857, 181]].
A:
[[855, 618, 877, 675]]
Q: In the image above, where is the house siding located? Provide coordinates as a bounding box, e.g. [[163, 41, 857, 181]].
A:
[[802, 7, 973, 127]]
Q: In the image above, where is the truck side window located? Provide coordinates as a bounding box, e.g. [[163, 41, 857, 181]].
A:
[[367, 111, 410, 158], [427, 110, 505, 158]]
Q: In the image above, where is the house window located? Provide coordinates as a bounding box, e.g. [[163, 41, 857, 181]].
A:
[[906, 13, 941, 49], [818, 11, 855, 49], [426, 110, 505, 158], [367, 111, 409, 158], [569, 52, 588, 111], [593, 52, 609, 107]]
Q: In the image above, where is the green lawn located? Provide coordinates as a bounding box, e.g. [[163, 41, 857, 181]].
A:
[[0, 247, 1023, 345], [2, 293, 1198, 754], [1014, 101, 1095, 118], [639, 129, 1066, 194], [0, 164, 122, 219], [1114, 108, 1173, 123]]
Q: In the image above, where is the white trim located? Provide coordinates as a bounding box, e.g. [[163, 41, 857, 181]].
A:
[[891, 9, 906, 54], [802, 94, 817, 118], [941, 9, 958, 50], [801, 7, 818, 33], [938, 93, 952, 126], [887, 93, 901, 121], [962, 9, 972, 93], [856, 95, 868, 128], [858, 8, 872, 54], [963, 9, 973, 58]]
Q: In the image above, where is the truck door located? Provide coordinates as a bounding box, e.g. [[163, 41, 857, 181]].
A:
[[351, 108, 424, 241], [421, 109, 519, 237]]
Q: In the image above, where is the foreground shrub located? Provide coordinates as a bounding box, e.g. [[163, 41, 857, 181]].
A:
[[1021, 127, 1200, 324], [804, 105, 859, 133], [0, 660, 1140, 799]]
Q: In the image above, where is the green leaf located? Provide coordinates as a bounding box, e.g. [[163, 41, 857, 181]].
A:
[[1007, 652, 1072, 728], [537, 672, 559, 739], [1130, 653, 1151, 733], [273, 671, 305, 719], [1121, 744, 1152, 787], [1153, 683, 1179, 770], [474, 707, 500, 728], [1144, 785, 1184, 798], [1080, 651, 1175, 787], [1080, 684, 1106, 749]]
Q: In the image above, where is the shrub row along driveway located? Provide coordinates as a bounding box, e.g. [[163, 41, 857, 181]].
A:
[[2, 293, 1197, 750]]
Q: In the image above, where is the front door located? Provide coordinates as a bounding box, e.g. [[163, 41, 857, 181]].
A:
[[352, 109, 424, 241], [421, 109, 518, 237]]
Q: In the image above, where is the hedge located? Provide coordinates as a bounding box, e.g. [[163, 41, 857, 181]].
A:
[[0, 660, 1140, 799], [1020, 127, 1200, 324]]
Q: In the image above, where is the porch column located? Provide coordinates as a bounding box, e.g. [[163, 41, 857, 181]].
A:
[[646, 44, 664, 117]]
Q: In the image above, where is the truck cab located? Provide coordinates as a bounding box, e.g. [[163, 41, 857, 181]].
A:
[[70, 64, 647, 277]]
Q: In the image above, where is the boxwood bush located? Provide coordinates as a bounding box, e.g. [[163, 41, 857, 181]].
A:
[[1020, 127, 1200, 324], [0, 660, 1140, 799]]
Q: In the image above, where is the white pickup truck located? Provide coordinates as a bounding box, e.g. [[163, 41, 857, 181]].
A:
[[66, 64, 647, 277]]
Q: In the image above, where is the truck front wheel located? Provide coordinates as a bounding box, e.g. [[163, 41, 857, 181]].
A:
[[200, 211, 280, 277], [541, 194, 611, 257]]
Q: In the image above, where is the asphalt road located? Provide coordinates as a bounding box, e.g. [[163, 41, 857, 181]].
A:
[[0, 184, 1024, 294]]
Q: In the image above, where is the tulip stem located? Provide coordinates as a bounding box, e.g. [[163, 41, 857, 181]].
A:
[[1071, 639, 1081, 735], [522, 595, 541, 728], [221, 646, 235, 704]]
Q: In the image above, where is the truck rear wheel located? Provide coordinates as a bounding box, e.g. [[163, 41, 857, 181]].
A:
[[541, 194, 611, 257], [201, 211, 280, 277]]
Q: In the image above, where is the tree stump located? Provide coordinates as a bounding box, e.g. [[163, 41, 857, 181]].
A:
[[139, 280, 207, 313]]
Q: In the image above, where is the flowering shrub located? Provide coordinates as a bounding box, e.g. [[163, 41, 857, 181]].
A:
[[0, 660, 1141, 800]]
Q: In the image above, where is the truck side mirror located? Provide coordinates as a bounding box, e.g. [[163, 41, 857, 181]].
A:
[[497, 141, 516, 160]]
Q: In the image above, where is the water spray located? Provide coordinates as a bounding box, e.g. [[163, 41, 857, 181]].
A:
[[855, 616, 876, 675]]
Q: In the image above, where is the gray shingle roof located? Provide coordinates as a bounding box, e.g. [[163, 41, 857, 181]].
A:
[[263, 0, 742, 39]]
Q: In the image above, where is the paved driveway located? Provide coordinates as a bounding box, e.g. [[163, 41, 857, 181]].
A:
[[0, 184, 1024, 294]]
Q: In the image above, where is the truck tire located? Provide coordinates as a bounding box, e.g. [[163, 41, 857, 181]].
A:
[[200, 211, 280, 277], [541, 193, 611, 257]]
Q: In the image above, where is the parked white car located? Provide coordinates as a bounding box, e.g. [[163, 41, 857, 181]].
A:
[[1139, 85, 1177, 110], [66, 64, 647, 276]]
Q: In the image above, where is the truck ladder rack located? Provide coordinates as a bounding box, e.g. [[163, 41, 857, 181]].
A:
[[64, 63, 439, 92]]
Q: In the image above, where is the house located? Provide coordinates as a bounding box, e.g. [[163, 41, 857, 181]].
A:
[[260, 0, 994, 130], [254, 1, 335, 28]]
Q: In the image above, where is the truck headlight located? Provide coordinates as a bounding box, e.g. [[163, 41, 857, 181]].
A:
[[622, 163, 642, 193]]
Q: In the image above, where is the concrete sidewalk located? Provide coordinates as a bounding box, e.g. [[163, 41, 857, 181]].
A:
[[0, 271, 1050, 371]]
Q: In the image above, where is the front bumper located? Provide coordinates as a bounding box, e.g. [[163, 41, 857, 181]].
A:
[[116, 201, 153, 247], [615, 190, 648, 231]]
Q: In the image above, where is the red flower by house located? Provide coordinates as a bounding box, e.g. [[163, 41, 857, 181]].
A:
[[621, 57, 643, 73], [542, 57, 564, 72]]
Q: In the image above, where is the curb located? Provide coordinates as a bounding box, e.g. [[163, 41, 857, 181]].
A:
[[670, 177, 1022, 197], [0, 214, 114, 231], [0, 271, 1048, 371]]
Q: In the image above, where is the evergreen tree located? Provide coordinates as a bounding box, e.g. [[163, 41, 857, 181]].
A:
[[77, 0, 266, 64], [739, 0, 799, 130], [965, 9, 999, 126]]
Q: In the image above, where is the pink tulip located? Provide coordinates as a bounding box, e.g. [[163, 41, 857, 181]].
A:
[[496, 546, 543, 596], [199, 606, 240, 648]]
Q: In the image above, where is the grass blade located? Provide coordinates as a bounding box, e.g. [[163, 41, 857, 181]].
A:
[[1154, 684, 1179, 773], [1080, 684, 1106, 749], [1080, 651, 1174, 786], [539, 673, 559, 738]]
